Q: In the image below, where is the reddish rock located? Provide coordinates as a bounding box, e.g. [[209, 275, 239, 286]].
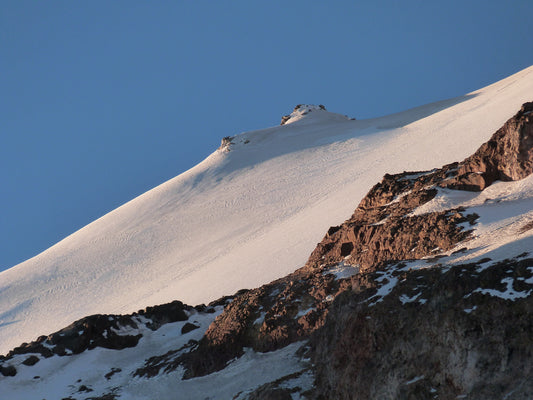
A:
[[444, 102, 533, 190]]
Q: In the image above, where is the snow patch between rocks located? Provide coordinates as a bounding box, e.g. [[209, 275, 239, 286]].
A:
[[323, 261, 360, 280], [367, 270, 399, 306], [474, 277, 532, 300]]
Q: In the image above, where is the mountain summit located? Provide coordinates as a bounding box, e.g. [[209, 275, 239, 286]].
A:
[[280, 104, 350, 125]]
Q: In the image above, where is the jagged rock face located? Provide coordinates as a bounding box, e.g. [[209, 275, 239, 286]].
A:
[[310, 256, 533, 399], [304, 103, 533, 399], [447, 102, 533, 190], [178, 267, 353, 379], [307, 169, 478, 272], [246, 383, 295, 399]]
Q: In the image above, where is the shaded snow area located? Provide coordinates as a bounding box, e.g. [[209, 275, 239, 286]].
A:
[[123, 343, 312, 400], [472, 277, 531, 300], [1, 66, 533, 355], [323, 260, 360, 280], [410, 174, 533, 267], [2, 306, 312, 399], [2, 309, 219, 399], [365, 269, 400, 306]]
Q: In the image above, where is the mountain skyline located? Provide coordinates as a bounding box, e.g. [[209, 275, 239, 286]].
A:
[[2, 88, 533, 398], [2, 1, 533, 271], [3, 4, 533, 397], [1, 66, 532, 357]]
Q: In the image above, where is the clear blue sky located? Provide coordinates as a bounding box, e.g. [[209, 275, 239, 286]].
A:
[[1, 1, 532, 271]]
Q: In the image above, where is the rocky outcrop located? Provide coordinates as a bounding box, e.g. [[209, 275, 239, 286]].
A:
[[306, 168, 478, 273], [445, 101, 533, 190], [280, 115, 291, 125], [218, 135, 234, 151], [147, 267, 353, 379], [305, 102, 533, 399], [281, 104, 327, 125], [0, 300, 208, 377]]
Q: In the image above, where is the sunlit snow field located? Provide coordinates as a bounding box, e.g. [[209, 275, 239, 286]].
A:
[[0, 66, 532, 355]]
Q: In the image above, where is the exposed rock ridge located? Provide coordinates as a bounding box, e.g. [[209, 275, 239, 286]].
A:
[[307, 101, 533, 273], [446, 101, 533, 190], [136, 268, 352, 379], [306, 102, 533, 399], [0, 300, 212, 377], [281, 104, 327, 125]]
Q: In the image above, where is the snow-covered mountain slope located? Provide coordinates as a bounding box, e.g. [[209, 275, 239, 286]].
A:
[[2, 99, 533, 400], [1, 66, 533, 355]]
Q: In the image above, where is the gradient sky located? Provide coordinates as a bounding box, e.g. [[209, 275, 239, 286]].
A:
[[1, 1, 533, 271]]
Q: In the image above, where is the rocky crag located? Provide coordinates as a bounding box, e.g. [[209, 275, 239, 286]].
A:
[[280, 104, 328, 125], [1, 103, 532, 399], [0, 301, 215, 377]]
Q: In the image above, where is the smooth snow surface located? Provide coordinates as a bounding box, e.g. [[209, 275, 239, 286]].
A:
[[1, 66, 533, 354]]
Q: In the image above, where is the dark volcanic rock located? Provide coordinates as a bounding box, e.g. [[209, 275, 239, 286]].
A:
[[0, 364, 17, 377], [181, 322, 200, 334], [173, 264, 353, 379], [4, 314, 143, 361], [307, 102, 533, 273], [247, 386, 293, 400], [0, 299, 196, 376], [159, 101, 533, 382], [310, 257, 533, 400], [104, 367, 121, 380], [138, 300, 190, 330], [21, 355, 39, 366], [303, 102, 533, 399]]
